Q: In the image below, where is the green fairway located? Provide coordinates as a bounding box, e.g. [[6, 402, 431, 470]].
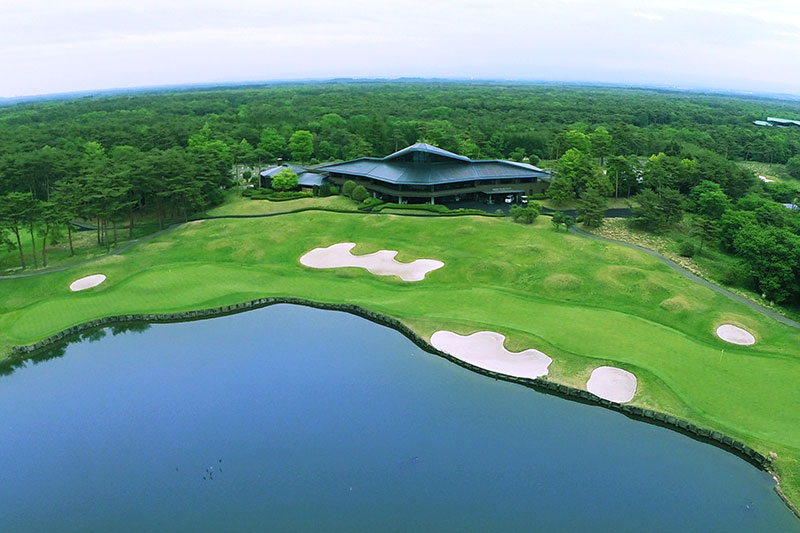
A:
[[1, 211, 799, 511]]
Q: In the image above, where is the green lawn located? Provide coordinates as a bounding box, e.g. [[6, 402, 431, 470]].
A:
[[1, 211, 799, 510], [204, 190, 358, 216], [0, 220, 164, 274], [0, 193, 358, 275]]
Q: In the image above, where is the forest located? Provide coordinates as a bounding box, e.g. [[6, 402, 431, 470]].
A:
[[0, 82, 799, 305]]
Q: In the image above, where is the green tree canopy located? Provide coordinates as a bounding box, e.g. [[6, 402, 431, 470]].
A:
[[258, 128, 285, 163], [271, 168, 299, 191], [578, 187, 606, 228], [289, 130, 314, 162], [589, 126, 613, 164], [688, 180, 731, 220]]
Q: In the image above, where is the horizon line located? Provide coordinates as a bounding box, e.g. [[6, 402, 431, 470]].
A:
[[2, 77, 799, 107]]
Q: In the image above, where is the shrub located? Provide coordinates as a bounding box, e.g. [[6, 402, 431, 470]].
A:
[[369, 203, 499, 216], [721, 262, 749, 286], [247, 189, 311, 201], [551, 210, 574, 230], [510, 203, 541, 224], [242, 188, 254, 197], [351, 185, 369, 202], [342, 180, 357, 197], [314, 183, 340, 197], [271, 168, 299, 191], [207, 188, 226, 206], [678, 241, 695, 257], [361, 197, 383, 208]]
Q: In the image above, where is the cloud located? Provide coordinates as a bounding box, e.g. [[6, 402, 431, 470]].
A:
[[632, 12, 663, 21], [1, 0, 799, 97]]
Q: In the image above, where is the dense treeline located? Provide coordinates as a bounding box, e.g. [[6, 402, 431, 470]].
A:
[[0, 82, 799, 303]]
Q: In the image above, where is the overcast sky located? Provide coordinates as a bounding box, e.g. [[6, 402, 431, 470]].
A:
[[1, 0, 799, 98]]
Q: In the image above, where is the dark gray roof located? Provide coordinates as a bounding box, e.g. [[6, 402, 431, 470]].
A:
[[384, 142, 471, 163], [261, 164, 326, 187], [767, 117, 800, 127], [318, 144, 550, 186]]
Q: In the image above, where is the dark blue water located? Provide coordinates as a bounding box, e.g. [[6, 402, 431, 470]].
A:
[[0, 305, 797, 532]]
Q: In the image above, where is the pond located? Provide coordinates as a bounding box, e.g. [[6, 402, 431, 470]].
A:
[[0, 305, 797, 531]]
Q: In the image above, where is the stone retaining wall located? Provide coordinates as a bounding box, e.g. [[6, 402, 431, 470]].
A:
[[10, 297, 770, 470]]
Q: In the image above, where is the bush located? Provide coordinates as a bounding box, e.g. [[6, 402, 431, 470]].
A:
[[315, 183, 339, 197], [271, 168, 299, 191], [361, 197, 383, 208], [207, 188, 226, 206], [721, 265, 742, 286], [242, 188, 254, 197], [678, 241, 695, 257], [369, 203, 500, 216], [342, 180, 357, 197], [247, 189, 311, 201], [551, 211, 574, 230], [351, 185, 369, 202], [510, 203, 541, 224]]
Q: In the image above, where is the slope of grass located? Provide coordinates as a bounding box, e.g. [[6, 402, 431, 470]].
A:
[[1, 211, 799, 510], [204, 191, 357, 216]]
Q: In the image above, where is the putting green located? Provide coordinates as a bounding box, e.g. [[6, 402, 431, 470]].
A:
[[1, 211, 799, 510]]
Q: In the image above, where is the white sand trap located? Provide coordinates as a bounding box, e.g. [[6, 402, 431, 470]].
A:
[[759, 175, 775, 183], [300, 242, 443, 282], [587, 366, 637, 403], [716, 324, 755, 345], [430, 330, 552, 379], [69, 274, 106, 292]]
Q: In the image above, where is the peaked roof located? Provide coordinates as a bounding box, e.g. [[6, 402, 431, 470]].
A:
[[260, 164, 326, 187], [383, 142, 471, 163], [318, 144, 550, 186]]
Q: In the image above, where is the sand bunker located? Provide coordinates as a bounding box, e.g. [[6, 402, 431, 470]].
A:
[[430, 330, 552, 379], [300, 242, 443, 282], [586, 366, 637, 403], [69, 274, 106, 292], [716, 324, 755, 345]]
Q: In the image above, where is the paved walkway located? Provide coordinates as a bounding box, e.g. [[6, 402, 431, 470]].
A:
[[570, 226, 800, 329]]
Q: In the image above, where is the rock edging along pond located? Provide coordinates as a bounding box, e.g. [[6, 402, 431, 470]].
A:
[[8, 296, 796, 517]]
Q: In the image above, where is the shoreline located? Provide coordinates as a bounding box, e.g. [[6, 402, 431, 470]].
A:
[[6, 295, 797, 520]]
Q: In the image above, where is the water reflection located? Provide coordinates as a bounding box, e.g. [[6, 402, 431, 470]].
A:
[[0, 322, 151, 376]]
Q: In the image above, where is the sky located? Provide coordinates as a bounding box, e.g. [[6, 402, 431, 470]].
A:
[[1, 0, 800, 98]]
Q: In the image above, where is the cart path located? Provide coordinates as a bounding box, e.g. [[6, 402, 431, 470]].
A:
[[569, 226, 800, 329]]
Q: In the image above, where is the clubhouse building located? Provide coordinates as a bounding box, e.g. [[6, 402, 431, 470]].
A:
[[318, 143, 551, 204], [260, 164, 326, 188]]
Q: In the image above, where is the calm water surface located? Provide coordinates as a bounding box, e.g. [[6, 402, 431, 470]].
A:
[[0, 305, 797, 532]]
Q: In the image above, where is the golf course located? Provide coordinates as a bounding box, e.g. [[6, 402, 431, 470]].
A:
[[1, 206, 799, 513]]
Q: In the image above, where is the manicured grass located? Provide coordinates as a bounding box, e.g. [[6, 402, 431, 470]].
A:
[[0, 221, 162, 274], [587, 218, 800, 322], [1, 211, 800, 510], [204, 191, 357, 216], [0, 193, 357, 275]]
